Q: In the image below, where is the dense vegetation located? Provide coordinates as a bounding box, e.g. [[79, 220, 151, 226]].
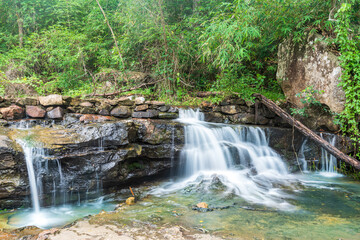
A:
[[0, 0, 357, 100]]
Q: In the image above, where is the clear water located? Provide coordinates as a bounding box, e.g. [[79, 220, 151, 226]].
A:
[[6, 198, 115, 229]]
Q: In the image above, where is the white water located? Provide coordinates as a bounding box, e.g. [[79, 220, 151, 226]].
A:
[[319, 133, 341, 177], [18, 140, 42, 214], [298, 138, 308, 172], [153, 109, 296, 210]]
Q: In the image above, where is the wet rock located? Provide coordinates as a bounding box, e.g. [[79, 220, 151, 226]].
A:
[[47, 107, 64, 119], [26, 106, 46, 118], [197, 202, 208, 208], [135, 104, 149, 111], [39, 94, 63, 106], [221, 105, 240, 115], [158, 112, 178, 119], [110, 106, 131, 118], [135, 97, 145, 105], [132, 110, 159, 118], [204, 112, 223, 123], [0, 105, 25, 120], [126, 197, 135, 205], [168, 106, 179, 113]]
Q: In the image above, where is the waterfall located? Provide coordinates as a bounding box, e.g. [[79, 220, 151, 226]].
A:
[[18, 140, 42, 214], [298, 138, 308, 172], [320, 133, 339, 175], [154, 109, 294, 209]]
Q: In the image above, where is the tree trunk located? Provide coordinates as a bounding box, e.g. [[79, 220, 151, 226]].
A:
[[254, 93, 360, 170], [95, 0, 124, 67], [16, 14, 23, 48]]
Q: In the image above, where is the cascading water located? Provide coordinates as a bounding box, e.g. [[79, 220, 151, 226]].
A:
[[18, 140, 42, 214], [298, 138, 308, 172], [153, 109, 295, 209], [320, 133, 339, 176]]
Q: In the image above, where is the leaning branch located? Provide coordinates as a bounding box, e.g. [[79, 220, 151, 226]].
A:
[[254, 93, 360, 170]]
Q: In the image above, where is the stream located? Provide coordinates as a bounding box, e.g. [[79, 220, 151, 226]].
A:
[[0, 109, 359, 239]]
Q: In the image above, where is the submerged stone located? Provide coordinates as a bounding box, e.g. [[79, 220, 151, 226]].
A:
[[126, 197, 135, 205]]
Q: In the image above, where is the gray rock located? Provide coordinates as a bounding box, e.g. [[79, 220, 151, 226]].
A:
[[47, 107, 64, 119], [135, 97, 145, 105], [110, 106, 131, 118], [132, 110, 159, 118], [158, 112, 178, 119], [159, 105, 170, 112]]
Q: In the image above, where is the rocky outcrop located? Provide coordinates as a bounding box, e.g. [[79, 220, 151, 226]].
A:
[[0, 135, 27, 209], [0, 105, 25, 120], [0, 116, 184, 209], [277, 33, 345, 114]]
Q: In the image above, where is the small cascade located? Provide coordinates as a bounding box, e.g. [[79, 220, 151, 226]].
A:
[[298, 138, 308, 172], [154, 109, 295, 209], [18, 140, 42, 214], [320, 133, 339, 176]]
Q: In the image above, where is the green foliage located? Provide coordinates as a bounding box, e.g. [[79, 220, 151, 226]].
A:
[[334, 2, 360, 158], [290, 86, 325, 117]]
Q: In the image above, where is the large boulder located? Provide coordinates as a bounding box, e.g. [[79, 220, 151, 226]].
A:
[[277, 34, 345, 113]]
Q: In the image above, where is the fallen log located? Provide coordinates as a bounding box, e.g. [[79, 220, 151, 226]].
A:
[[86, 80, 161, 97], [253, 93, 360, 171]]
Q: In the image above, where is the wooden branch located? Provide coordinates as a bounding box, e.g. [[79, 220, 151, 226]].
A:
[[254, 93, 360, 170], [87, 80, 161, 97], [95, 0, 124, 67], [196, 91, 222, 97]]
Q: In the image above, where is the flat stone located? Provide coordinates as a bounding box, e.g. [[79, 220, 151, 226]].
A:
[[132, 110, 159, 118], [117, 97, 135, 106], [0, 105, 25, 120], [135, 97, 145, 105], [47, 107, 64, 119], [135, 104, 149, 111], [158, 112, 178, 119], [79, 114, 115, 123], [110, 106, 131, 118], [80, 101, 93, 107], [145, 101, 165, 106], [39, 94, 63, 106], [26, 106, 46, 118], [221, 105, 240, 115]]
